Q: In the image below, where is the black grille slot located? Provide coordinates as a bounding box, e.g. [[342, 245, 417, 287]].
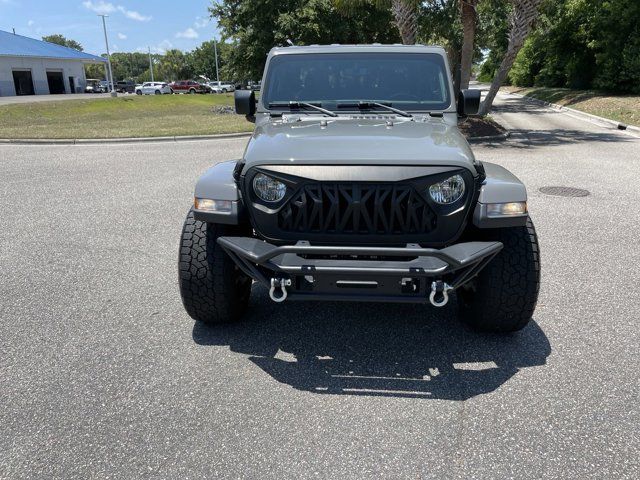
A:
[[278, 183, 437, 235]]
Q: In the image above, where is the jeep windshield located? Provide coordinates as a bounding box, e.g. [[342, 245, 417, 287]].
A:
[[262, 52, 451, 112]]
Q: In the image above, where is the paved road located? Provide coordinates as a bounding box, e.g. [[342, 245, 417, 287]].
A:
[[0, 93, 115, 106], [1, 93, 638, 479]]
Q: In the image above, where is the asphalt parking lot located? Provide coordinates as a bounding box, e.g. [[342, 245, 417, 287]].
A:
[[1, 94, 639, 479]]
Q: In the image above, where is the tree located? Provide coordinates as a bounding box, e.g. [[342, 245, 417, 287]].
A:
[[459, 0, 479, 89], [390, 0, 419, 44], [42, 34, 83, 51], [210, 0, 399, 81], [186, 40, 234, 81], [157, 49, 191, 81], [476, 0, 510, 83], [85, 59, 108, 79], [507, 0, 640, 94], [418, 0, 461, 68], [479, 0, 542, 115], [334, 0, 420, 45]]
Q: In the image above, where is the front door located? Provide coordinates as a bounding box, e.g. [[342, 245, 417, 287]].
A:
[[69, 77, 75, 93]]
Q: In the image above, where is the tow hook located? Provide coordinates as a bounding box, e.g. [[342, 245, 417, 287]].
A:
[[429, 280, 453, 307], [269, 278, 292, 303]]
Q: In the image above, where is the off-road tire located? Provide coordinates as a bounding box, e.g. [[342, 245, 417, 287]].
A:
[[178, 210, 252, 325], [458, 217, 540, 332]]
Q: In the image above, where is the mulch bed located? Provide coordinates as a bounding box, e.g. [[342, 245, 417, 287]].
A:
[[458, 116, 506, 138]]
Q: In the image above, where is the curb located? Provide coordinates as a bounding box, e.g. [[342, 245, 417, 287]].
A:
[[0, 131, 252, 145], [467, 131, 510, 143], [504, 90, 640, 135]]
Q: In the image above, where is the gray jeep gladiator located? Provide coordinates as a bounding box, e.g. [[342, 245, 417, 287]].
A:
[[179, 45, 540, 332]]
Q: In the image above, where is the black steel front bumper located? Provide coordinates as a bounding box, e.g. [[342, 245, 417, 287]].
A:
[[218, 237, 503, 304]]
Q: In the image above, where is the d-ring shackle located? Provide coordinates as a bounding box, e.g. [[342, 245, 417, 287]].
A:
[[429, 281, 453, 307], [269, 278, 292, 303]]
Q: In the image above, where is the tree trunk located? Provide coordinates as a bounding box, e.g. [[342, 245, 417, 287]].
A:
[[479, 0, 542, 115], [391, 0, 418, 45], [460, 0, 478, 90]]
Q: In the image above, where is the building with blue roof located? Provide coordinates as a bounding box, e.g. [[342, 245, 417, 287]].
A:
[[0, 30, 106, 96]]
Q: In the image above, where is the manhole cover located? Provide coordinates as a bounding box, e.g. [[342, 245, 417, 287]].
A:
[[539, 186, 590, 197]]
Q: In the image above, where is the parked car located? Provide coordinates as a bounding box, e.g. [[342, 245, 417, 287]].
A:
[[179, 44, 541, 333], [99, 80, 114, 92], [85, 79, 105, 93], [115, 80, 135, 93], [135, 82, 173, 95], [208, 81, 236, 93], [248, 80, 261, 92], [170, 80, 208, 94]]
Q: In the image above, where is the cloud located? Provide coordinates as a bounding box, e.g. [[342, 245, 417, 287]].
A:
[[82, 1, 116, 15], [194, 17, 209, 29], [117, 5, 151, 22], [117, 32, 127, 39], [82, 2, 150, 21], [27, 20, 35, 27], [175, 27, 198, 39], [139, 40, 173, 54]]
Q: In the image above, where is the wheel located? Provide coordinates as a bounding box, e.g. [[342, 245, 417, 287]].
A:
[[189, 88, 196, 94], [222, 88, 227, 93], [154, 89, 161, 95], [136, 90, 142, 95], [178, 210, 252, 325], [458, 217, 541, 332]]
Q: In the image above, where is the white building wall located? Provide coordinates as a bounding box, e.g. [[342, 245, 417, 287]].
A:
[[0, 56, 92, 96]]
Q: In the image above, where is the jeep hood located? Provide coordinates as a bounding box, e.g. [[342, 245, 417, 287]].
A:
[[242, 118, 477, 173]]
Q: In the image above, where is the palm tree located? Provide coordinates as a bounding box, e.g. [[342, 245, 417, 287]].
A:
[[459, 0, 479, 90], [479, 0, 542, 115], [334, 0, 421, 45]]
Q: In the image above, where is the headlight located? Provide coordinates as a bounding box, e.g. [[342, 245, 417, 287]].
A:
[[428, 175, 465, 204], [253, 173, 286, 202]]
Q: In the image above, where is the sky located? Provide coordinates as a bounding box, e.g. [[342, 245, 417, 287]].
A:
[[0, 0, 220, 54]]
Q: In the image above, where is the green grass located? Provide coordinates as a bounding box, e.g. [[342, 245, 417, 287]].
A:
[[503, 86, 640, 127], [0, 93, 254, 139]]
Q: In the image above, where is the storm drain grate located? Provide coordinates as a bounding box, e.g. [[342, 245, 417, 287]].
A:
[[539, 186, 590, 197]]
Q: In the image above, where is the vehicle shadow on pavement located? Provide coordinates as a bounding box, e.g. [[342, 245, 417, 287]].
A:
[[192, 285, 551, 401]]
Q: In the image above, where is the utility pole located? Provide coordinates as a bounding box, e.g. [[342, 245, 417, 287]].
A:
[[148, 47, 154, 82], [98, 14, 116, 97], [213, 38, 220, 82]]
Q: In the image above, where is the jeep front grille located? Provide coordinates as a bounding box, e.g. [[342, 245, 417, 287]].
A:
[[278, 183, 437, 235]]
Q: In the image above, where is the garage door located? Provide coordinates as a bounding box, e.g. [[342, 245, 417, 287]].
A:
[[12, 70, 35, 96], [46, 71, 65, 94]]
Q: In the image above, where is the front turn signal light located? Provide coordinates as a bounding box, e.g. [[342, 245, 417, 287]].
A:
[[194, 198, 232, 213], [486, 202, 527, 217]]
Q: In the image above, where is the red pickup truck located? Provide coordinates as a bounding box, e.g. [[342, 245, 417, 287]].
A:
[[170, 80, 210, 94]]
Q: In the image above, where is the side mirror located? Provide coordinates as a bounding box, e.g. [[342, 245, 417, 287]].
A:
[[234, 89, 256, 116], [458, 89, 481, 116]]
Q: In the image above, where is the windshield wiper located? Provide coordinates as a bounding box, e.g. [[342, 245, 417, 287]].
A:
[[337, 101, 413, 118], [268, 101, 338, 117]]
